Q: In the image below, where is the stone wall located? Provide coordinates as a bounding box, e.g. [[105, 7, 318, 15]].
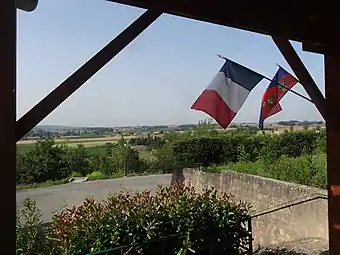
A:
[[172, 168, 328, 246]]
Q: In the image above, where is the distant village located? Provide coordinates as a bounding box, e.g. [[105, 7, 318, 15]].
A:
[[21, 120, 325, 141]]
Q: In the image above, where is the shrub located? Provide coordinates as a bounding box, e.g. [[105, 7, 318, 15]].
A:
[[47, 183, 252, 254], [173, 137, 226, 167], [147, 143, 175, 174], [204, 152, 327, 189], [128, 136, 165, 148], [70, 172, 83, 178], [16, 139, 71, 184], [69, 144, 91, 176], [173, 131, 324, 168], [17, 138, 150, 186], [16, 198, 47, 255], [315, 130, 326, 153], [87, 171, 107, 181]]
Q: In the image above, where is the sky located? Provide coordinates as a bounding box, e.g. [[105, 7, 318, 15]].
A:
[[17, 0, 325, 127]]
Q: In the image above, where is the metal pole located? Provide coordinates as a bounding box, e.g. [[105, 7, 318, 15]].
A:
[[0, 0, 16, 252], [217, 54, 313, 103], [261, 72, 313, 103], [124, 144, 127, 177], [16, 9, 162, 141]]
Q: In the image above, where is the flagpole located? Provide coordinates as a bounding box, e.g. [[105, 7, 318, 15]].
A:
[[217, 54, 313, 103]]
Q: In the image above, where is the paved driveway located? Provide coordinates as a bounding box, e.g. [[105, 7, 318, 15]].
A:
[[16, 174, 172, 222]]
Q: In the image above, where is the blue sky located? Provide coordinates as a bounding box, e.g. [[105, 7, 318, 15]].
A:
[[17, 0, 325, 127]]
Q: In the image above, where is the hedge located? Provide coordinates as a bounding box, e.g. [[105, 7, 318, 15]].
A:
[[16, 183, 252, 255], [173, 131, 325, 167]]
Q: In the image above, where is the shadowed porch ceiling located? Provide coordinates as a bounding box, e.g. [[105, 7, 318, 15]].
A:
[[107, 0, 339, 50]]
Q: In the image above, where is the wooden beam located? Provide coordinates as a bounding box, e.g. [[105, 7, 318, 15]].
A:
[[272, 37, 326, 119], [15, 9, 162, 141], [302, 42, 325, 55], [325, 47, 340, 255], [108, 0, 337, 46], [0, 0, 16, 253]]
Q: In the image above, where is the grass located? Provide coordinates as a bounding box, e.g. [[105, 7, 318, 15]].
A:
[[62, 140, 118, 148], [17, 143, 154, 157], [139, 150, 153, 160], [59, 134, 107, 139], [81, 145, 153, 156], [16, 135, 132, 154], [17, 141, 117, 154], [16, 171, 124, 190], [17, 135, 138, 145], [16, 178, 70, 190], [53, 140, 114, 145], [203, 152, 327, 189], [86, 171, 125, 181], [16, 171, 154, 190], [17, 144, 37, 154], [85, 145, 108, 155]]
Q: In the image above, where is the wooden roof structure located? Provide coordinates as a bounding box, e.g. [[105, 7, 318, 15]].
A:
[[3, 0, 340, 253]]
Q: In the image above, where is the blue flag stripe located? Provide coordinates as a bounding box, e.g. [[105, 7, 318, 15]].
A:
[[219, 59, 264, 91]]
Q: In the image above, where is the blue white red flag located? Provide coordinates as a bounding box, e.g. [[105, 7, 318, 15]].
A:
[[191, 58, 264, 129]]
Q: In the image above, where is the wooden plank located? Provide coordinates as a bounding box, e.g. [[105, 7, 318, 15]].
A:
[[302, 42, 325, 54]]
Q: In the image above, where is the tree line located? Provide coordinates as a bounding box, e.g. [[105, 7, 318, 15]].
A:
[[173, 129, 326, 167], [16, 138, 173, 186], [16, 126, 326, 187], [128, 134, 165, 148]]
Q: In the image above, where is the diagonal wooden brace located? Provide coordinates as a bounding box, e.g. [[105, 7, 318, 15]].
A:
[[272, 37, 326, 119], [15, 9, 162, 141]]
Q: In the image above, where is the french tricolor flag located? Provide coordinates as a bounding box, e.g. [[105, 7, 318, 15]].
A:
[[191, 58, 264, 128]]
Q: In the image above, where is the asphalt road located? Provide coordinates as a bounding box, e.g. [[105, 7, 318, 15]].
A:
[[16, 174, 172, 222]]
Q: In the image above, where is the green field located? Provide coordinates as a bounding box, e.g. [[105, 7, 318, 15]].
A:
[[58, 134, 107, 139], [82, 145, 108, 155], [17, 144, 35, 154], [17, 141, 153, 159], [17, 143, 109, 155], [17, 139, 119, 154]]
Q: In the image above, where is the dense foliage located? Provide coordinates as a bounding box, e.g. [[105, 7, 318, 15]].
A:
[[173, 130, 325, 167], [171, 129, 327, 189], [17, 125, 327, 189], [128, 135, 165, 148], [16, 183, 252, 255], [16, 198, 46, 255], [16, 123, 327, 254], [204, 152, 327, 189], [16, 138, 172, 186]]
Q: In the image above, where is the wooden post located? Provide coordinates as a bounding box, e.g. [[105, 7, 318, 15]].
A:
[[0, 0, 16, 252], [324, 47, 340, 255]]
